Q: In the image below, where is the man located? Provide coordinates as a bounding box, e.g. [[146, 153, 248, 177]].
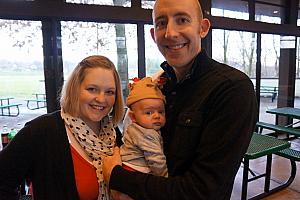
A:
[[103, 0, 257, 199]]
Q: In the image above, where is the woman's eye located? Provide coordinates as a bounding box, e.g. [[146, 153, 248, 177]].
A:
[[106, 90, 115, 95], [87, 87, 97, 92]]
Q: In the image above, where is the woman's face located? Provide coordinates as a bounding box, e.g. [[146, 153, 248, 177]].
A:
[[79, 67, 116, 127]]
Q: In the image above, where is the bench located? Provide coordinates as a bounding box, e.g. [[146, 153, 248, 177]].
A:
[[276, 148, 300, 161], [242, 133, 292, 200], [256, 121, 300, 137], [255, 122, 300, 198], [26, 99, 47, 110], [0, 103, 22, 117], [260, 86, 278, 102], [273, 148, 300, 193]]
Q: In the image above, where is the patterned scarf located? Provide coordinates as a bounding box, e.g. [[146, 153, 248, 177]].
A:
[[61, 110, 115, 200]]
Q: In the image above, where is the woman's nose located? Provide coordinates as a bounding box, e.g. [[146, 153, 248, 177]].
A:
[[95, 93, 105, 102]]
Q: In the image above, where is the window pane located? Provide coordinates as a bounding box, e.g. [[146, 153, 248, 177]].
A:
[[297, 18, 300, 106], [261, 34, 280, 79], [211, 0, 248, 20], [259, 34, 280, 124], [142, 0, 155, 9], [61, 21, 137, 97], [295, 37, 300, 108], [0, 19, 45, 130], [66, 0, 131, 7], [212, 29, 256, 77], [144, 25, 165, 77], [255, 3, 282, 24]]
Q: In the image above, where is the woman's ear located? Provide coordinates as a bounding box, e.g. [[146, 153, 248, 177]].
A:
[[200, 18, 211, 38]]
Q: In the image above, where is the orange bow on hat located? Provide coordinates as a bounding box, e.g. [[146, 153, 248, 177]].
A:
[[126, 77, 166, 107]]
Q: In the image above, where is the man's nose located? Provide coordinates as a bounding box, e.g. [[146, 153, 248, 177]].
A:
[[165, 21, 179, 38]]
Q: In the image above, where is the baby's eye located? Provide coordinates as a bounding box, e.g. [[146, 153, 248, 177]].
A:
[[145, 111, 152, 115]]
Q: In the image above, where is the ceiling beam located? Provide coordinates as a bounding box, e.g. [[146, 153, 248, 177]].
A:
[[0, 1, 153, 24]]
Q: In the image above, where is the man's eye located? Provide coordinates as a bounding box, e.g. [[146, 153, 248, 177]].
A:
[[177, 17, 190, 24], [155, 20, 167, 29], [145, 111, 152, 115]]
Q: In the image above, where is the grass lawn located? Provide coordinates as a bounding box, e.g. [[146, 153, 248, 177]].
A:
[[0, 72, 45, 99]]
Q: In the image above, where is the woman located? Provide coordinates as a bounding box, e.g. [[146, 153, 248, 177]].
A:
[[0, 55, 124, 200]]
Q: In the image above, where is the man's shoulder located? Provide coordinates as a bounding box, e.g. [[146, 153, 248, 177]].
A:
[[211, 60, 252, 83]]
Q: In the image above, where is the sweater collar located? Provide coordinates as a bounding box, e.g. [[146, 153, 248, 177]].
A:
[[160, 50, 211, 84]]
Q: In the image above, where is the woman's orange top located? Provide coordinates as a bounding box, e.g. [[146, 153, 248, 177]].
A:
[[70, 145, 99, 200]]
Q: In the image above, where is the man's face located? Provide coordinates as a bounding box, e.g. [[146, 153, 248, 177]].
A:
[[151, 0, 210, 76]]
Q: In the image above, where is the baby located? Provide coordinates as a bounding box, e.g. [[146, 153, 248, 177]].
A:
[[120, 77, 168, 177]]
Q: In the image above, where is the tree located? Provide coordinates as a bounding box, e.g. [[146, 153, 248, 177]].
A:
[[113, 0, 130, 98], [238, 32, 256, 77]]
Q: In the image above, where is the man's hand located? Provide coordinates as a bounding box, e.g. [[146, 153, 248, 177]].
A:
[[111, 190, 134, 200], [103, 146, 122, 184]]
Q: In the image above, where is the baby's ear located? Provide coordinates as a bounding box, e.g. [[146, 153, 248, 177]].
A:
[[128, 110, 136, 122]]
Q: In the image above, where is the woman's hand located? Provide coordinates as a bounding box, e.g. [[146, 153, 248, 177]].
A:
[[103, 146, 122, 184]]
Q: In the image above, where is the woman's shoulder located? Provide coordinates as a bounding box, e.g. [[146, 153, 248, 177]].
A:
[[25, 110, 63, 129]]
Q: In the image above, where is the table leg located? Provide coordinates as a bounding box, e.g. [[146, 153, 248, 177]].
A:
[[264, 154, 272, 192], [241, 158, 249, 200]]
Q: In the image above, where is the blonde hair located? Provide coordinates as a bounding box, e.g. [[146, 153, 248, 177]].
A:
[[60, 55, 124, 125]]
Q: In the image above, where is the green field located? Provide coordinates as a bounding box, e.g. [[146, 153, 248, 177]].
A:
[[0, 72, 45, 99]]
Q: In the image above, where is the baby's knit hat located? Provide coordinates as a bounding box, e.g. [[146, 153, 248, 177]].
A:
[[126, 77, 166, 108]]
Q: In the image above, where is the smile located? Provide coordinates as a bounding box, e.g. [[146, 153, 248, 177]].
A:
[[166, 43, 186, 50], [90, 105, 105, 110]]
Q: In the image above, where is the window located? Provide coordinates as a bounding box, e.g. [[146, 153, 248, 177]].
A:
[[142, 0, 155, 9], [61, 21, 137, 97], [144, 25, 165, 77], [255, 3, 282, 24], [259, 34, 281, 124], [0, 19, 45, 129], [212, 29, 256, 77], [66, 0, 131, 7], [211, 0, 248, 20]]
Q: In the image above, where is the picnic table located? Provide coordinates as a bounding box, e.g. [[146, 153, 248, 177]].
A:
[[26, 93, 47, 110], [266, 107, 300, 120], [260, 107, 300, 138], [242, 133, 292, 200], [260, 86, 278, 102], [0, 97, 22, 117]]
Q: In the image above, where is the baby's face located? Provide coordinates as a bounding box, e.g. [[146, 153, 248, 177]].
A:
[[130, 98, 166, 130]]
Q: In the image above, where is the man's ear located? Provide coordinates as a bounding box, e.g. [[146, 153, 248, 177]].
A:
[[150, 27, 157, 43], [200, 18, 211, 38], [128, 110, 136, 123]]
